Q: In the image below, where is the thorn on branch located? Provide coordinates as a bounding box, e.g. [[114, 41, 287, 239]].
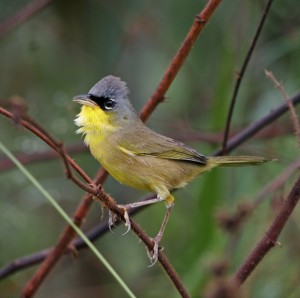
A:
[[195, 15, 206, 24]]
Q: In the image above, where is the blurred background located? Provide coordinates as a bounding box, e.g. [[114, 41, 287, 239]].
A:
[[1, 0, 300, 297]]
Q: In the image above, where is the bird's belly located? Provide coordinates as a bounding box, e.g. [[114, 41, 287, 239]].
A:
[[98, 149, 201, 194]]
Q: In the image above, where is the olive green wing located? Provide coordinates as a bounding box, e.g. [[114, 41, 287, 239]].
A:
[[118, 128, 207, 165]]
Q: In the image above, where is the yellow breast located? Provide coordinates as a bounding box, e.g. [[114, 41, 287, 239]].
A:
[[75, 105, 117, 146]]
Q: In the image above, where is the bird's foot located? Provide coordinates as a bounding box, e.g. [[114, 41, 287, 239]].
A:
[[108, 206, 131, 235], [117, 205, 131, 235], [146, 236, 163, 266], [108, 210, 117, 232]]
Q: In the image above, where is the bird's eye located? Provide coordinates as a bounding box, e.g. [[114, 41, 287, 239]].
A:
[[104, 98, 116, 110]]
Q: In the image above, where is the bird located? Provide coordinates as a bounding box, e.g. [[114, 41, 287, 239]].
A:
[[73, 75, 269, 264]]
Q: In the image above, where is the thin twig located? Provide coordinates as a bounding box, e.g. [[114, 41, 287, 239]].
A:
[[232, 173, 300, 285], [0, 0, 53, 38], [265, 70, 300, 147], [222, 0, 274, 153]]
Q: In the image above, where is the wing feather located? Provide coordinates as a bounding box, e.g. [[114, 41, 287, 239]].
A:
[[118, 128, 207, 165]]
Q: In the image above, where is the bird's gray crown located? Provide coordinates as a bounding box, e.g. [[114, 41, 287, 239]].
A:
[[88, 75, 129, 100]]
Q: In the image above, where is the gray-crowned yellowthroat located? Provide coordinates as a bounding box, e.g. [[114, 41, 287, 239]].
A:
[[73, 75, 268, 264]]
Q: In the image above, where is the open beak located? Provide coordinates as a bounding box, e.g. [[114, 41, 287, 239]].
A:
[[73, 94, 97, 107]]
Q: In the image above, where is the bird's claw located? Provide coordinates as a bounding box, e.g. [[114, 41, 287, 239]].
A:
[[108, 210, 117, 232], [120, 206, 131, 235], [108, 206, 131, 234], [146, 237, 162, 266]]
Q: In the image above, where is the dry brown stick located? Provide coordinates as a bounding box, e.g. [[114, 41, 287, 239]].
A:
[[232, 173, 300, 285], [0, 0, 53, 38]]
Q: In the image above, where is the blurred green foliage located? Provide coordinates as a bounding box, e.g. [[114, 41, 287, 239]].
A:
[[1, 0, 300, 297]]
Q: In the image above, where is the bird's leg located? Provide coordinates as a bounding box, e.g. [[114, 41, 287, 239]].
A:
[[108, 196, 166, 235], [148, 195, 175, 266]]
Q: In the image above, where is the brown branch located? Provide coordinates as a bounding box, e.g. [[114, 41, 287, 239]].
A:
[[232, 173, 300, 285], [222, 0, 274, 153], [139, 0, 223, 122], [0, 0, 53, 39]]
